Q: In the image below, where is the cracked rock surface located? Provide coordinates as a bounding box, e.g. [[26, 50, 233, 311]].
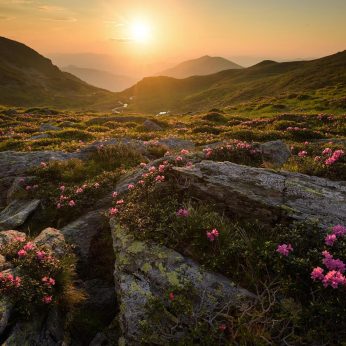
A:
[[173, 161, 346, 229]]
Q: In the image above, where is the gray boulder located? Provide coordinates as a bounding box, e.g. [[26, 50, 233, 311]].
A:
[[33, 227, 66, 258], [61, 210, 106, 258], [174, 161, 346, 230], [39, 124, 62, 132], [155, 138, 195, 151], [0, 230, 26, 247], [258, 140, 291, 166], [111, 219, 250, 345], [0, 297, 11, 336], [0, 151, 70, 179], [5, 109, 17, 116], [29, 133, 51, 140], [60, 121, 75, 127], [142, 119, 163, 131], [0, 199, 40, 230]]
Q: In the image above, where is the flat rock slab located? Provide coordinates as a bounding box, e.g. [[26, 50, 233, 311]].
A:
[[0, 151, 70, 179], [0, 199, 40, 230], [110, 219, 250, 345], [174, 161, 346, 229]]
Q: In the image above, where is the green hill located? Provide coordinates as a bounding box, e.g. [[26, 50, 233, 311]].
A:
[[155, 55, 243, 78], [118, 50, 346, 114], [0, 36, 114, 108]]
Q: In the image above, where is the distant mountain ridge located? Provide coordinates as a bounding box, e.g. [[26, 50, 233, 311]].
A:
[[155, 55, 243, 79], [0, 36, 112, 108], [61, 65, 139, 92], [119, 50, 346, 114]]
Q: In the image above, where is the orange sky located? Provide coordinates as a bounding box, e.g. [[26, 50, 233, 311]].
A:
[[1, 0, 346, 64]]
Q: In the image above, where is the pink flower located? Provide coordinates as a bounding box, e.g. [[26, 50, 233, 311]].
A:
[[159, 165, 165, 172], [82, 184, 87, 188], [311, 267, 324, 281], [176, 209, 188, 217], [314, 156, 320, 161], [148, 166, 155, 172], [322, 148, 332, 155], [69, 200, 75, 206], [48, 278, 55, 286], [121, 170, 126, 174], [325, 234, 337, 246], [113, 191, 118, 197], [206, 231, 214, 242], [325, 157, 335, 165], [186, 162, 192, 166], [33, 185, 38, 188], [170, 292, 174, 300], [24, 242, 35, 251], [42, 277, 48, 282], [211, 229, 219, 238], [109, 208, 119, 214], [76, 188, 83, 193], [60, 195, 65, 201], [128, 184, 134, 189], [181, 149, 189, 155], [142, 173, 148, 178], [28, 146, 31, 150], [322, 251, 346, 273], [322, 270, 346, 288], [333, 225, 346, 237], [57, 203, 61, 209], [276, 244, 293, 256], [60, 186, 65, 191], [298, 151, 307, 157], [176, 156, 183, 161], [206, 151, 212, 157], [37, 250, 46, 260], [15, 237, 24, 242], [156, 175, 164, 181], [140, 163, 147, 167], [26, 186, 31, 190], [14, 277, 21, 287], [44, 296, 52, 303], [19, 179, 24, 182], [116, 200, 124, 204], [94, 183, 99, 188], [18, 249, 26, 258], [41, 162, 46, 166], [219, 325, 226, 331]]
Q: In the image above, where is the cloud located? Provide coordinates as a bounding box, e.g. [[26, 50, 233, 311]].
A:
[[109, 38, 134, 42], [103, 21, 125, 26], [0, 16, 15, 20], [38, 5, 65, 11], [44, 17, 76, 22]]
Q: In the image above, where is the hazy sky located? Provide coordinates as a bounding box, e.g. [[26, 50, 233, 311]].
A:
[[1, 0, 346, 64]]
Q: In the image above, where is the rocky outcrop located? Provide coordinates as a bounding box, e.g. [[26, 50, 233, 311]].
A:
[[0, 177, 16, 208], [0, 230, 26, 247], [61, 210, 107, 258], [156, 137, 194, 151], [0, 199, 40, 230], [33, 227, 66, 258], [0, 151, 71, 179], [174, 161, 346, 229], [5, 109, 17, 116], [142, 119, 163, 131], [29, 133, 51, 140], [39, 124, 62, 132], [110, 219, 250, 345], [7, 176, 35, 204]]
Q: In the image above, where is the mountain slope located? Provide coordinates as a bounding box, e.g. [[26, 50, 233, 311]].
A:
[[118, 50, 346, 114], [61, 65, 139, 92], [0, 36, 113, 108], [155, 55, 243, 79]]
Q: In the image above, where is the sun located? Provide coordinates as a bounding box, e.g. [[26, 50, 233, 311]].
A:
[[131, 23, 150, 42]]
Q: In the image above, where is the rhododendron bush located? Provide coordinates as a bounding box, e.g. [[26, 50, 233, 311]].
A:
[[0, 239, 84, 317]]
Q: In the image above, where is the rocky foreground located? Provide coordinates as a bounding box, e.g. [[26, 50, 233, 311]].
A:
[[0, 136, 345, 345]]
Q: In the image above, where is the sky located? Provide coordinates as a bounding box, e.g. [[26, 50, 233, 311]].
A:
[[1, 0, 346, 67]]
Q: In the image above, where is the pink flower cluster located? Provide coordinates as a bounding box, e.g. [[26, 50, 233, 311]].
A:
[[0, 273, 21, 287], [298, 151, 307, 157], [206, 229, 219, 242], [42, 277, 55, 286], [176, 209, 188, 217], [276, 244, 293, 256]]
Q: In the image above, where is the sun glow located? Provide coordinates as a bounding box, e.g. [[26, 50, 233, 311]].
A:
[[131, 23, 150, 42]]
